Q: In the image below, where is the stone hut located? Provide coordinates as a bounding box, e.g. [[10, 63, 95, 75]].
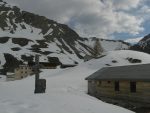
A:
[[85, 64, 150, 108]]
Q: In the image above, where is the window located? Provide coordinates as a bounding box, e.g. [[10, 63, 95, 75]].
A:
[[115, 81, 120, 91], [130, 82, 136, 93]]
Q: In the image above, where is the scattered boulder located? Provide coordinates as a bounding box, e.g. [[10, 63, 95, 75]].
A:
[[41, 51, 53, 55], [12, 38, 32, 46], [112, 60, 117, 63], [0, 37, 10, 43], [131, 59, 142, 63], [11, 47, 21, 51], [126, 57, 141, 63], [105, 64, 111, 66]]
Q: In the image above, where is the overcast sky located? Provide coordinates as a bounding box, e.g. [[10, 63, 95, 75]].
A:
[[5, 0, 150, 41]]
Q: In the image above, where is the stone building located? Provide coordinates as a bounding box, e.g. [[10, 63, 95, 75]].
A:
[[7, 65, 34, 81], [85, 64, 150, 108], [15, 65, 33, 79]]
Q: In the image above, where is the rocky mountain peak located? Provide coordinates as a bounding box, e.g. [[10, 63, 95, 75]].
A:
[[130, 34, 150, 54]]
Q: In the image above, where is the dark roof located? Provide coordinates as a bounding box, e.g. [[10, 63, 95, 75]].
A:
[[28, 62, 59, 66], [85, 64, 150, 81]]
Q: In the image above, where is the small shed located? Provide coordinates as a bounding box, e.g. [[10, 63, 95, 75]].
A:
[[6, 72, 15, 81], [85, 64, 150, 108]]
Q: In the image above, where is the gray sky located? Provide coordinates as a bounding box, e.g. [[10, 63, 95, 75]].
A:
[[5, 0, 150, 40]]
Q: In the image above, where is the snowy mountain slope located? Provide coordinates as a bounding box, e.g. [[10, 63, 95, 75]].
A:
[[130, 34, 150, 54], [138, 34, 150, 47], [1, 50, 148, 113], [0, 0, 92, 69], [0, 0, 130, 73], [84, 37, 129, 52]]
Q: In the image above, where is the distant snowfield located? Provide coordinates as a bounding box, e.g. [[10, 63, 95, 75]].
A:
[[125, 37, 143, 44], [1, 50, 150, 113]]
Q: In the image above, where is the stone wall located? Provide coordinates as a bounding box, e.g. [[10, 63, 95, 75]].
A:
[[88, 80, 150, 107]]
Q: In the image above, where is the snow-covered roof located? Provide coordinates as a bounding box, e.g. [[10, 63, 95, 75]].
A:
[[86, 63, 150, 81]]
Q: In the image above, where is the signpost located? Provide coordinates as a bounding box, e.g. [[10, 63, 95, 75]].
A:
[[34, 55, 46, 94]]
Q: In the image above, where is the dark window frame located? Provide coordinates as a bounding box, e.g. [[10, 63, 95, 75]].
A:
[[130, 81, 136, 93], [115, 81, 120, 91]]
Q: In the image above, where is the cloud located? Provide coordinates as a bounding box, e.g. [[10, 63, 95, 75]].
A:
[[137, 5, 150, 20], [111, 0, 141, 10], [5, 0, 147, 38]]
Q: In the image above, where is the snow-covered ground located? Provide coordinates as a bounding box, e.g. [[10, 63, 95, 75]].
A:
[[1, 50, 150, 113]]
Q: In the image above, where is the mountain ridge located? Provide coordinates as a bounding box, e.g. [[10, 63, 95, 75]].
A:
[[0, 0, 129, 73]]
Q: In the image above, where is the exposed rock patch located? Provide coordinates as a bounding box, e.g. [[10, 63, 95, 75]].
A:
[[12, 38, 32, 46], [0, 37, 10, 43]]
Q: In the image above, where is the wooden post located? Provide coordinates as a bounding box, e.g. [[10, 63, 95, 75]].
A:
[[34, 55, 40, 93], [34, 55, 46, 94], [35, 55, 39, 82]]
